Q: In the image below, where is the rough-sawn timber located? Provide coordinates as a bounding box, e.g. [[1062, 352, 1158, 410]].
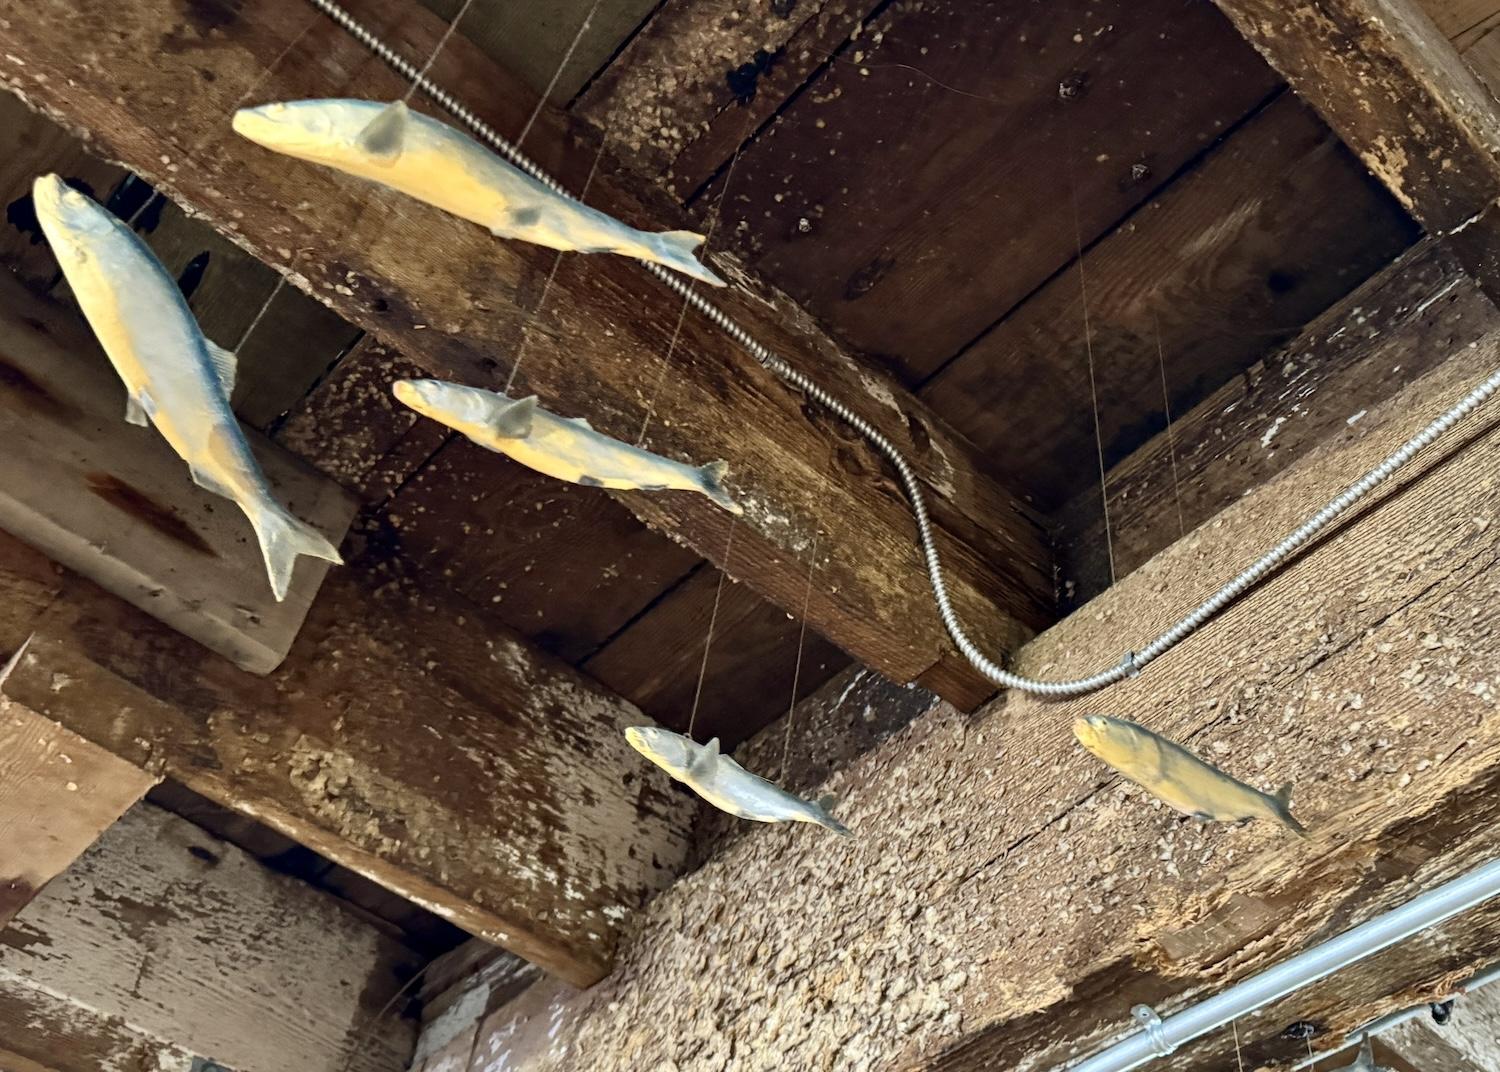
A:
[[0, 545, 694, 987], [446, 266, 1500, 1069], [0, 0, 1055, 707]]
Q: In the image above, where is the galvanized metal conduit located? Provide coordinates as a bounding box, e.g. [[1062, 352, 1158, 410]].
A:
[[1059, 856, 1500, 1072], [304, 0, 1500, 698], [1285, 959, 1500, 1070]]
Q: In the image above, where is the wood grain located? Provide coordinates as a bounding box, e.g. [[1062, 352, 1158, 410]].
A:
[[699, 0, 1283, 382], [446, 264, 1500, 1070], [0, 695, 155, 927], [0, 542, 694, 985], [1211, 0, 1500, 309], [921, 91, 1418, 511], [0, 803, 418, 1072], [1055, 239, 1495, 603], [0, 0, 1057, 704], [0, 271, 356, 674]]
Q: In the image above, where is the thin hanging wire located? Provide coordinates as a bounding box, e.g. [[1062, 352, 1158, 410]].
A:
[[1232, 1019, 1245, 1072], [310, 0, 1500, 699], [517, 0, 603, 149], [636, 107, 754, 447], [779, 530, 820, 780], [687, 522, 736, 742], [1154, 309, 1187, 537], [1067, 122, 1116, 587], [504, 134, 609, 395], [401, 0, 478, 104]]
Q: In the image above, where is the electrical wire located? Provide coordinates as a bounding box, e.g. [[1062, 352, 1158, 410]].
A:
[[304, 0, 1500, 699]]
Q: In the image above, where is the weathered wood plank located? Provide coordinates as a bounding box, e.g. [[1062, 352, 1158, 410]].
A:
[[1055, 238, 1495, 602], [1384, 982, 1500, 1071], [0, 544, 694, 986], [444, 278, 1500, 1069], [0, 693, 156, 927], [0, 0, 1057, 706], [0, 270, 356, 674], [697, 0, 1283, 382], [0, 802, 418, 1072], [575, 0, 879, 199], [1210, 0, 1500, 307], [920, 91, 1417, 511], [583, 564, 848, 746]]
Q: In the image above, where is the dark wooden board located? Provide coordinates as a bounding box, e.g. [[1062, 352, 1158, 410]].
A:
[[699, 0, 1283, 383], [921, 92, 1418, 512], [0, 0, 1057, 705], [583, 563, 849, 746], [1055, 239, 1494, 603], [383, 435, 702, 664]]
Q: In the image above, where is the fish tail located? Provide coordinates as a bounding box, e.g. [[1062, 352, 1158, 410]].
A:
[[648, 229, 727, 287], [246, 502, 343, 603], [810, 794, 853, 837], [698, 459, 744, 515]]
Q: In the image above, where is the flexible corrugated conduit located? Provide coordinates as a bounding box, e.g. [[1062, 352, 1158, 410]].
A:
[[304, 0, 1500, 698]]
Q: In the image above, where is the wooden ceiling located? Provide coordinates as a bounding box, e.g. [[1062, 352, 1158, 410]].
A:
[[0, 0, 1468, 982]]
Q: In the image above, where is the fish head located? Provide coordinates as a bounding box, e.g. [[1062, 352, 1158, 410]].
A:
[[30, 175, 112, 265], [624, 725, 696, 779], [1073, 714, 1145, 761], [233, 101, 348, 159], [392, 378, 497, 430]]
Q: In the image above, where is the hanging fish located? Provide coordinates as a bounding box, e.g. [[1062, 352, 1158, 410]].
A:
[[1073, 715, 1309, 836], [232, 99, 726, 287], [392, 379, 743, 514], [625, 726, 851, 835], [31, 174, 343, 601]]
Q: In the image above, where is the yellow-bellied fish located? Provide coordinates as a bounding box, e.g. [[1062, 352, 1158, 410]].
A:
[[625, 726, 851, 835], [1073, 715, 1309, 836], [31, 175, 342, 601], [232, 99, 725, 287], [392, 379, 742, 514]]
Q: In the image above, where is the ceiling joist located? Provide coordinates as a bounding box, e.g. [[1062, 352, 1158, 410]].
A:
[[0, 0, 1057, 708]]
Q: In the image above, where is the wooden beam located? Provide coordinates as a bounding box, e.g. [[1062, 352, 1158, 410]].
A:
[[0, 802, 418, 1072], [438, 265, 1500, 1067], [1055, 237, 1493, 602], [0, 268, 357, 675], [0, 537, 694, 986], [0, 684, 156, 927], [1384, 983, 1500, 1071], [0, 0, 1056, 708], [1209, 0, 1500, 305]]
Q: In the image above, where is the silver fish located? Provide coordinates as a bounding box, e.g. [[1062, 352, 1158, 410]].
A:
[[625, 726, 851, 835], [392, 379, 742, 514], [1073, 715, 1309, 836], [32, 174, 342, 601], [232, 99, 726, 287]]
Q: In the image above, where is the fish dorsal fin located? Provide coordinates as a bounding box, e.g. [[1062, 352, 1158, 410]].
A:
[[205, 340, 237, 399], [688, 736, 721, 779], [1272, 782, 1294, 808], [358, 100, 410, 163], [493, 394, 537, 439], [565, 415, 594, 432]]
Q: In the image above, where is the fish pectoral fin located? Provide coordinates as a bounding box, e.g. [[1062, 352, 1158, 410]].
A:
[[357, 100, 411, 164], [1192, 811, 1215, 823], [704, 736, 721, 757], [124, 391, 153, 427], [205, 340, 238, 399], [491, 394, 537, 438], [565, 415, 594, 431], [1272, 781, 1295, 807], [189, 464, 235, 501]]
